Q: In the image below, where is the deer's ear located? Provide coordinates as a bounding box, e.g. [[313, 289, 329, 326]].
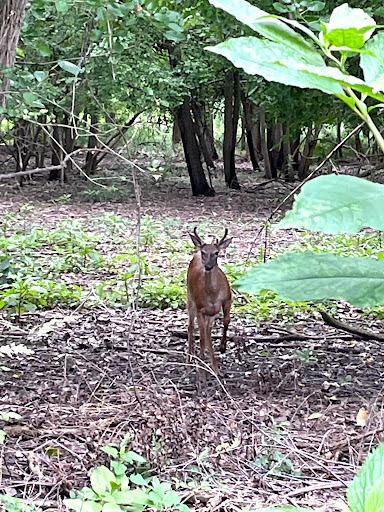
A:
[[190, 233, 202, 248], [219, 237, 232, 251]]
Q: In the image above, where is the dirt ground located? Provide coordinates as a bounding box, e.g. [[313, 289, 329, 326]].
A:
[[1, 161, 384, 511]]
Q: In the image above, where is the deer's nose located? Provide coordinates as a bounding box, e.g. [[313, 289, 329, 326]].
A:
[[205, 265, 213, 271]]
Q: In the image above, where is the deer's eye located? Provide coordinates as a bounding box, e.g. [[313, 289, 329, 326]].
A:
[[201, 251, 206, 257], [215, 251, 219, 256]]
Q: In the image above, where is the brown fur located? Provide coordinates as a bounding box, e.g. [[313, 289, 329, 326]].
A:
[[187, 228, 232, 377]]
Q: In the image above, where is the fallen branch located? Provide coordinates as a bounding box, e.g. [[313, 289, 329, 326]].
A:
[[0, 147, 108, 181], [320, 311, 384, 341]]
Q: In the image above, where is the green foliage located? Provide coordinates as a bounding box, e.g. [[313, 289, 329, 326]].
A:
[[279, 175, 384, 234], [78, 184, 133, 203], [255, 443, 384, 512], [347, 443, 384, 512], [234, 173, 384, 308], [235, 252, 384, 307], [64, 433, 189, 512], [295, 348, 318, 365], [139, 274, 186, 309], [0, 257, 13, 285], [208, 0, 384, 152], [0, 495, 38, 512], [0, 276, 83, 316], [253, 449, 300, 477]]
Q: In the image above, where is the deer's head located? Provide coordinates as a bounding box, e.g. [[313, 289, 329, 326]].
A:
[[189, 228, 232, 272]]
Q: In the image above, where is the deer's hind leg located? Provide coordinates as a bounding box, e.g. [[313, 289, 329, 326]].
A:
[[219, 299, 231, 354], [187, 302, 196, 363]]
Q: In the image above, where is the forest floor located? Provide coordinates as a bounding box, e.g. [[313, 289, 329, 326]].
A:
[[1, 156, 384, 512]]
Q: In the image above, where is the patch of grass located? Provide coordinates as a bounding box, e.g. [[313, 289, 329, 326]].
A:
[[78, 182, 133, 202], [1, 212, 382, 320]]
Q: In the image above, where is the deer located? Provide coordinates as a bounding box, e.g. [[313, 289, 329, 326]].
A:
[[187, 227, 232, 378]]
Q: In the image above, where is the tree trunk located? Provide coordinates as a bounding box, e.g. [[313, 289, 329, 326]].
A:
[[355, 128, 363, 154], [172, 117, 181, 145], [13, 119, 31, 173], [205, 114, 218, 161], [282, 121, 294, 181], [49, 122, 67, 181], [241, 92, 260, 171], [191, 99, 215, 170], [336, 122, 343, 158], [298, 124, 322, 180], [259, 108, 272, 179], [83, 112, 98, 174], [223, 70, 241, 189], [268, 122, 282, 178], [176, 97, 215, 197], [0, 0, 27, 110], [35, 116, 47, 168]]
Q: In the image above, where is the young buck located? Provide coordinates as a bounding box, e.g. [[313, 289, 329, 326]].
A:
[[187, 228, 232, 376]]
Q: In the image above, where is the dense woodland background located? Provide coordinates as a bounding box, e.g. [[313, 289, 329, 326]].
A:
[[1, 1, 384, 511], [1, 0, 384, 192]]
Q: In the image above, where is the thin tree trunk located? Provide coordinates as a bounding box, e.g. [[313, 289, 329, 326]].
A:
[[0, 0, 27, 111], [83, 113, 98, 174], [355, 128, 363, 154], [298, 124, 322, 180], [282, 121, 294, 181], [336, 122, 343, 158], [49, 122, 67, 181], [259, 108, 272, 179], [205, 114, 218, 161], [172, 117, 181, 145], [241, 92, 260, 171], [223, 70, 240, 189], [177, 97, 215, 197], [191, 99, 215, 170], [269, 121, 283, 178]]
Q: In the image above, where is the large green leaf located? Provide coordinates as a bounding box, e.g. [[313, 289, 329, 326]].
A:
[[361, 32, 384, 92], [208, 37, 384, 102], [234, 253, 384, 307], [347, 444, 384, 512], [208, 37, 342, 94], [90, 466, 114, 495], [278, 175, 384, 234], [322, 4, 376, 50], [208, 0, 323, 64], [58, 59, 82, 76]]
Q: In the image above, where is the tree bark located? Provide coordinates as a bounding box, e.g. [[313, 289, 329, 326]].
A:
[[259, 108, 272, 179], [83, 112, 98, 174], [241, 93, 260, 171], [282, 121, 294, 181], [223, 70, 241, 189], [176, 97, 215, 197], [49, 122, 67, 182], [191, 99, 215, 171], [205, 114, 218, 161], [268, 122, 283, 178], [298, 124, 322, 180], [172, 117, 182, 145], [0, 0, 27, 110], [336, 122, 343, 159]]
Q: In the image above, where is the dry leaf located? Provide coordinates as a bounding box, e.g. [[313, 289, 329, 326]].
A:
[[308, 412, 323, 420], [356, 407, 368, 426]]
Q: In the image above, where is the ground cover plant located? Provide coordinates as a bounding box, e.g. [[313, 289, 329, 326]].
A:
[[1, 166, 384, 511]]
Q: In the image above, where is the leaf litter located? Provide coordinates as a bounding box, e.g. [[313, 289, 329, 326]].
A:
[[0, 161, 384, 511]]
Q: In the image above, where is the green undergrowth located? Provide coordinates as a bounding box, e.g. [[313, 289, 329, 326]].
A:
[[1, 430, 384, 512], [1, 212, 383, 319]]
